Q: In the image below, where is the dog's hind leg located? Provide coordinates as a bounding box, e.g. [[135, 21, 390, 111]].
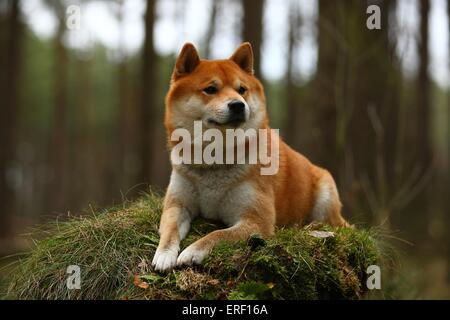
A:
[[311, 170, 349, 227]]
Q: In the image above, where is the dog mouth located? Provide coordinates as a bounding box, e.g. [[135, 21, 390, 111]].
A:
[[207, 113, 246, 128], [207, 118, 245, 128]]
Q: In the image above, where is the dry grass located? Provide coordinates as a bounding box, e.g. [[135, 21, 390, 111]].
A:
[[2, 192, 385, 300]]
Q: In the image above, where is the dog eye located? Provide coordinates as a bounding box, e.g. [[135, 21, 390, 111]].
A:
[[203, 86, 218, 94], [238, 86, 247, 95]]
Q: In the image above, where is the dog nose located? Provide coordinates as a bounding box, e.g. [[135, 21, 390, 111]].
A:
[[228, 101, 245, 114]]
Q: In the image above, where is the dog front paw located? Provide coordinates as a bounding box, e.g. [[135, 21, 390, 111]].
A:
[[177, 243, 209, 266], [152, 247, 178, 272]]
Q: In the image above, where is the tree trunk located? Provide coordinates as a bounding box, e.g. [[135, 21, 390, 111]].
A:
[[203, 0, 219, 59], [284, 1, 301, 149], [118, 58, 140, 191], [312, 0, 340, 175], [139, 0, 157, 186], [48, 16, 69, 213], [242, 0, 264, 77], [416, 0, 432, 172], [0, 0, 21, 239], [116, 0, 138, 193], [74, 57, 99, 209]]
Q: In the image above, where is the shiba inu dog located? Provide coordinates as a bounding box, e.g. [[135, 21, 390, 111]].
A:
[[152, 42, 348, 272]]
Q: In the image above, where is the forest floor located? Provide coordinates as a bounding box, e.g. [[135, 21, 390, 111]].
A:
[[1, 192, 392, 300]]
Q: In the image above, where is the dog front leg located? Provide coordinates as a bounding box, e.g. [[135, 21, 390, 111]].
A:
[[152, 206, 191, 272], [177, 212, 274, 266]]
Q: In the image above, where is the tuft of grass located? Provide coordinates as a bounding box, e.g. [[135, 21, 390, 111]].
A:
[[2, 192, 385, 300]]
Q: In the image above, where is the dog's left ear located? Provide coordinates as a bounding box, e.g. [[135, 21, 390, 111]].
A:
[[229, 42, 254, 75]]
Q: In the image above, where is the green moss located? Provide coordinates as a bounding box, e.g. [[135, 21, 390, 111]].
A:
[[229, 281, 273, 300], [2, 192, 383, 300]]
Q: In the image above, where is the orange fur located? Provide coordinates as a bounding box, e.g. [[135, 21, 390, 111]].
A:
[[152, 42, 347, 272]]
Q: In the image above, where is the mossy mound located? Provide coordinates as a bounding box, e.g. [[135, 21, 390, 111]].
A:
[[3, 192, 382, 300]]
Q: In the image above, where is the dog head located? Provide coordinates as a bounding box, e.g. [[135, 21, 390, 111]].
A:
[[165, 42, 268, 142]]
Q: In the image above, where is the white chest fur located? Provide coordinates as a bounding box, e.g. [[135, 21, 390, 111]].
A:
[[172, 165, 255, 226]]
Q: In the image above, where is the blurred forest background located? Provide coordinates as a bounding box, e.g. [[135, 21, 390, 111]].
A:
[[0, 0, 449, 298]]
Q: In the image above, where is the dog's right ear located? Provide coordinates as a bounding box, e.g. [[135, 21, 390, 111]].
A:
[[173, 43, 200, 79]]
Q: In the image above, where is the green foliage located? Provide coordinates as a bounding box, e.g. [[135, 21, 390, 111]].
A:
[[3, 192, 383, 300], [228, 281, 273, 300]]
